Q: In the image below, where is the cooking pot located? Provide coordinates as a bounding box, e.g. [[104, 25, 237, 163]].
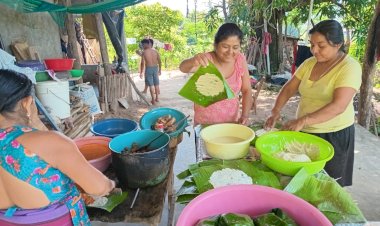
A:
[[109, 130, 170, 189]]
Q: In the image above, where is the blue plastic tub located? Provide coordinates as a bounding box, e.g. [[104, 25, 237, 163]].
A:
[[90, 118, 138, 138], [16, 60, 45, 71], [109, 130, 170, 188], [139, 107, 188, 138]]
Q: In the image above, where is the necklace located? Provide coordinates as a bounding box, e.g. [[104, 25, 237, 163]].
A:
[[313, 53, 346, 85]]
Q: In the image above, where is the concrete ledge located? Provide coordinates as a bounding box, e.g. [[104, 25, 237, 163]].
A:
[[346, 124, 380, 221]]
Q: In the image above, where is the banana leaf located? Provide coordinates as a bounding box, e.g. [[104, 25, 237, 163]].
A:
[[254, 213, 288, 226], [87, 191, 128, 212], [284, 168, 366, 224], [178, 62, 235, 107], [219, 213, 254, 226], [176, 159, 282, 204], [189, 159, 282, 193]]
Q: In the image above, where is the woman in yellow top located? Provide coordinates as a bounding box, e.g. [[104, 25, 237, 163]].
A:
[[265, 20, 362, 187]]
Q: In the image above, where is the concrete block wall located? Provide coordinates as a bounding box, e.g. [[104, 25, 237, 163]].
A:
[[0, 4, 61, 60]]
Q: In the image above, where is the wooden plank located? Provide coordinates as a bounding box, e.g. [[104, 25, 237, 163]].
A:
[[125, 73, 151, 106], [118, 98, 129, 109]]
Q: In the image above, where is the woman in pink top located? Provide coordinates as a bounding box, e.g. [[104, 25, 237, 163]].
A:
[[179, 23, 252, 125]]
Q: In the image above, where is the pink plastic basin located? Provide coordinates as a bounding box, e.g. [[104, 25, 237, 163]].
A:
[[176, 184, 332, 226], [74, 136, 112, 172]]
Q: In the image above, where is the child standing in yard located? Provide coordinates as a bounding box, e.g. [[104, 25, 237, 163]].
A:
[[140, 38, 162, 105]]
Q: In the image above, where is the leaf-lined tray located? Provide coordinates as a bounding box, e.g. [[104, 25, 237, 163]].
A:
[[179, 62, 235, 107]]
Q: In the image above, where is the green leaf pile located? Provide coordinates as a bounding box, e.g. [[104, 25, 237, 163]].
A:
[[284, 168, 366, 224]]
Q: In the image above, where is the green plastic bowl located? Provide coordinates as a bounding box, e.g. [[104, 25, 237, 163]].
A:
[[255, 131, 334, 176], [70, 69, 84, 77], [35, 71, 51, 82]]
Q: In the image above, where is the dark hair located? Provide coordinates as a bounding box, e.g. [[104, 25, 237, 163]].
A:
[[309, 20, 345, 52], [214, 23, 243, 45], [0, 69, 32, 114], [149, 38, 154, 45], [141, 39, 150, 45]]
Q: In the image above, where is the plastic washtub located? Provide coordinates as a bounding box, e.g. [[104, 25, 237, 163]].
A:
[[74, 136, 111, 172], [44, 58, 74, 71], [139, 107, 188, 138], [255, 131, 334, 176], [90, 118, 138, 138], [176, 184, 332, 226]]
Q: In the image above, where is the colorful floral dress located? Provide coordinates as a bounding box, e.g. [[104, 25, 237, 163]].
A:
[[0, 125, 90, 226], [194, 52, 245, 125]]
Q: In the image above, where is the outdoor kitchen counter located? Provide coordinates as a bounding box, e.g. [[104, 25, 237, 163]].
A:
[[88, 146, 178, 226]]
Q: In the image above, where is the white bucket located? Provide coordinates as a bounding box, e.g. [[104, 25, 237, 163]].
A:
[[35, 81, 70, 120]]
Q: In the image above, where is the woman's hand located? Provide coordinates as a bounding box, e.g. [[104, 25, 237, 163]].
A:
[[282, 116, 307, 131], [264, 111, 281, 130], [238, 115, 250, 125], [192, 53, 210, 68]]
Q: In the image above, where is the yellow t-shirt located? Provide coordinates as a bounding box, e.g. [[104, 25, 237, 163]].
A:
[[295, 55, 362, 133]]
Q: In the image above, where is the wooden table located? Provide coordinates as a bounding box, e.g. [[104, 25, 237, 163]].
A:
[[88, 143, 180, 226]]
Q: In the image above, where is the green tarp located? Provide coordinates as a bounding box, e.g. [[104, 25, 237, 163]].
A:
[[0, 0, 146, 14]]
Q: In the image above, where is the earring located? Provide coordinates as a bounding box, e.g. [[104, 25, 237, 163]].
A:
[[26, 113, 32, 124]]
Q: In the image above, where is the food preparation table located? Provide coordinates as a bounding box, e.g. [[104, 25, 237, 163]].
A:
[[88, 145, 179, 226]]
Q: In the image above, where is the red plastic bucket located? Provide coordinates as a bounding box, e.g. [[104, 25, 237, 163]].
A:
[[44, 58, 74, 71]]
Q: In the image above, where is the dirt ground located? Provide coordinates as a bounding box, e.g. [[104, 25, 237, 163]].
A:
[[103, 70, 301, 126], [103, 69, 379, 131]]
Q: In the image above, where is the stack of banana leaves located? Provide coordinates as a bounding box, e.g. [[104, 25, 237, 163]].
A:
[[176, 160, 366, 225], [176, 159, 283, 204]]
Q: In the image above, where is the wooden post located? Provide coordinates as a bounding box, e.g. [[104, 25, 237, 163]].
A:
[[94, 13, 112, 76], [65, 0, 81, 69], [94, 12, 116, 112]]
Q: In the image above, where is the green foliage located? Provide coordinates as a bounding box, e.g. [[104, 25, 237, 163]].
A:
[[204, 8, 223, 32], [123, 3, 185, 70], [103, 3, 220, 70], [228, 0, 253, 36], [286, 0, 377, 62]]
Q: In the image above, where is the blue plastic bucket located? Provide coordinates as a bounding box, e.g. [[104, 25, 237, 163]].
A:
[[109, 130, 170, 188], [139, 108, 188, 137], [90, 118, 138, 138]]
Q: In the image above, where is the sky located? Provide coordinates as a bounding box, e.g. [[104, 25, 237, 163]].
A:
[[140, 0, 211, 16]]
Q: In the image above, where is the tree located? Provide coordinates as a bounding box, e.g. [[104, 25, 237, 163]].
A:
[[123, 3, 186, 69], [358, 0, 380, 129]]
